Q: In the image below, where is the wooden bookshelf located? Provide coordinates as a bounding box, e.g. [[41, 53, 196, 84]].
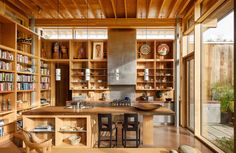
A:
[[136, 40, 175, 102], [0, 14, 44, 142], [40, 60, 52, 107]]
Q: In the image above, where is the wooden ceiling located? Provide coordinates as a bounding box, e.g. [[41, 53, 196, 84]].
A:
[[6, 0, 193, 19]]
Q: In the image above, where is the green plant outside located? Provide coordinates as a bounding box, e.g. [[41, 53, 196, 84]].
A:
[[211, 83, 234, 112], [215, 137, 234, 153]]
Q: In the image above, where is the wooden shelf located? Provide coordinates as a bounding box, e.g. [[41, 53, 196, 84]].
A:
[[137, 59, 155, 62], [41, 89, 51, 91], [17, 42, 32, 46], [0, 91, 14, 94], [0, 45, 16, 53], [17, 61, 34, 66], [0, 110, 14, 115], [17, 71, 37, 75], [71, 88, 109, 91], [30, 130, 55, 133], [41, 74, 50, 77], [0, 58, 14, 62], [17, 90, 35, 92], [58, 130, 86, 133], [156, 59, 174, 62], [17, 50, 37, 58], [136, 89, 156, 91], [0, 69, 14, 73], [56, 142, 87, 148], [90, 59, 107, 62], [17, 106, 38, 112], [48, 59, 69, 63], [71, 59, 89, 62], [41, 103, 50, 106]]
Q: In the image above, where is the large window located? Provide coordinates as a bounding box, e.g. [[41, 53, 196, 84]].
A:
[[201, 12, 234, 152]]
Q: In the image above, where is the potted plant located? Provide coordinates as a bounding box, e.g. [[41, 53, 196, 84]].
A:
[[211, 83, 234, 124]]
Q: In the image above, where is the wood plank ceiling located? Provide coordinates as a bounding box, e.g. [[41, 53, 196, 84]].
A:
[[5, 0, 193, 19]]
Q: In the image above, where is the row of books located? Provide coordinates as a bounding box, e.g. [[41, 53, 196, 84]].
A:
[[17, 75, 35, 82], [41, 77, 49, 83], [0, 49, 14, 61], [0, 61, 13, 70], [17, 83, 35, 90], [0, 82, 14, 91], [40, 61, 49, 68], [0, 73, 14, 81], [41, 68, 50, 75], [41, 83, 50, 89], [17, 54, 29, 64], [17, 64, 35, 73]]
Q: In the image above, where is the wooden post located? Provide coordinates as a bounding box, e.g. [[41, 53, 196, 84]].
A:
[[142, 115, 153, 145]]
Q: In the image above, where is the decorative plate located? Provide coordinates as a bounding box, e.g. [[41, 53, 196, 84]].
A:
[[157, 44, 169, 56], [133, 103, 162, 111], [140, 44, 151, 55]]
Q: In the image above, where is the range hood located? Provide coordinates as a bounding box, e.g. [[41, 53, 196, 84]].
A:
[[108, 29, 136, 85]]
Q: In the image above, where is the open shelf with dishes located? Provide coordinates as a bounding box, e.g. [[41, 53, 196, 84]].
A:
[[136, 40, 175, 102], [23, 115, 91, 148], [69, 40, 109, 101]]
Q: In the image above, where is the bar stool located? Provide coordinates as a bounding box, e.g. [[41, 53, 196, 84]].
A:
[[122, 113, 140, 148], [98, 114, 117, 148]]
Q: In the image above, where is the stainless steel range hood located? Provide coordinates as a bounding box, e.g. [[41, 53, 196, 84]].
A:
[[108, 29, 136, 85]]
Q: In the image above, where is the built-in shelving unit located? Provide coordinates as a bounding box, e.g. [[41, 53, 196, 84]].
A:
[[70, 40, 109, 101], [0, 14, 54, 143], [16, 24, 40, 123], [23, 115, 91, 148], [0, 14, 17, 142], [136, 40, 175, 101]]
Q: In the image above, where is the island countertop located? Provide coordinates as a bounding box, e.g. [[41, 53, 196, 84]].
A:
[[22, 106, 175, 116]]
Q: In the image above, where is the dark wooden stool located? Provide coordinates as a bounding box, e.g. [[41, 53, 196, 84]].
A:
[[98, 113, 117, 148], [122, 113, 140, 147]]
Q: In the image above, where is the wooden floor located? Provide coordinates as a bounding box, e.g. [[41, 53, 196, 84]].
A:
[[0, 126, 214, 153]]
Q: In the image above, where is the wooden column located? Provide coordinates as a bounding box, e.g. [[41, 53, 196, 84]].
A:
[[142, 115, 153, 145], [194, 2, 201, 136]]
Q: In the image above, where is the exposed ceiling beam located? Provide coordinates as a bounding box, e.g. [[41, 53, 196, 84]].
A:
[[98, 0, 106, 18], [110, 0, 117, 18], [35, 18, 177, 27], [158, 0, 172, 18], [71, 0, 87, 18], [168, 0, 182, 18], [178, 0, 191, 16], [31, 0, 59, 18], [147, 0, 153, 18], [59, 0, 77, 18], [136, 0, 146, 18], [124, 0, 127, 18], [86, 0, 96, 18], [45, 0, 66, 18], [58, 0, 74, 18], [7, 0, 33, 16]]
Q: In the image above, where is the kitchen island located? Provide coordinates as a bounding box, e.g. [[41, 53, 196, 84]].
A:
[[22, 106, 175, 148]]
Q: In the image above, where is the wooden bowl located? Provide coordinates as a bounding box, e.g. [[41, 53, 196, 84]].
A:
[[133, 103, 162, 111]]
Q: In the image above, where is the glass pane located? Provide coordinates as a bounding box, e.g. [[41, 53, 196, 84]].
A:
[[136, 29, 175, 40], [74, 29, 108, 39], [43, 28, 73, 39], [187, 32, 194, 54], [187, 59, 194, 130], [201, 12, 234, 153]]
